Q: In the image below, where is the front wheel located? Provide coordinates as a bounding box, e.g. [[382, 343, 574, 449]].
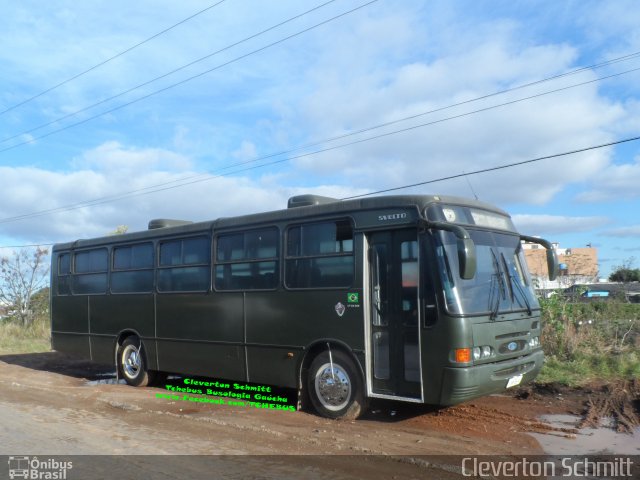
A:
[[117, 336, 154, 387], [307, 350, 367, 419]]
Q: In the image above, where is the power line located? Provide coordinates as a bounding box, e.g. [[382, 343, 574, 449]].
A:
[[0, 0, 355, 150], [0, 243, 53, 250], [341, 135, 640, 199], [5, 26, 640, 153], [0, 0, 228, 117], [0, 64, 637, 225], [3, 42, 639, 151], [0, 40, 637, 184], [4, 135, 639, 250], [276, 52, 640, 155]]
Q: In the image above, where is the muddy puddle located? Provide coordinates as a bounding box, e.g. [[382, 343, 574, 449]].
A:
[[84, 373, 181, 386], [530, 414, 640, 455], [83, 371, 126, 386]]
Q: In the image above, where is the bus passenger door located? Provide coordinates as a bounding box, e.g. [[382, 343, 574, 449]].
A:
[[368, 230, 422, 399]]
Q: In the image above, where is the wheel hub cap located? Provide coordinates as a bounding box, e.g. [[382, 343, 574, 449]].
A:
[[316, 364, 351, 410], [123, 346, 140, 377]]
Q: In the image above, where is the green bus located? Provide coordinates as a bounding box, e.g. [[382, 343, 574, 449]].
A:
[[50, 194, 558, 419]]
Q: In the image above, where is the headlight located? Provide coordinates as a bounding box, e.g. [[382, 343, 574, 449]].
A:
[[529, 337, 539, 347], [472, 345, 494, 361]]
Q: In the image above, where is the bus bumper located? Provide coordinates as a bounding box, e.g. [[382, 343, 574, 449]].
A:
[[438, 349, 544, 405]]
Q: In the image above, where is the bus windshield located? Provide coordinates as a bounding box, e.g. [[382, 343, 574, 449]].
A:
[[434, 229, 539, 316]]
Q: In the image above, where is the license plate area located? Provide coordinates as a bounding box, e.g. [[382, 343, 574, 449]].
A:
[[506, 374, 523, 388]]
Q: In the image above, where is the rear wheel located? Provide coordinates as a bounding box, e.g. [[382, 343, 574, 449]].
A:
[[307, 350, 367, 420], [117, 336, 154, 387]]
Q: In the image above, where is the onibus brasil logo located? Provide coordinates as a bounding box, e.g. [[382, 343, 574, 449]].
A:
[[8, 456, 72, 479]]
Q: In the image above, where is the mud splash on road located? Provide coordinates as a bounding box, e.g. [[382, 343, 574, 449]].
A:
[[579, 379, 640, 433], [516, 380, 640, 434]]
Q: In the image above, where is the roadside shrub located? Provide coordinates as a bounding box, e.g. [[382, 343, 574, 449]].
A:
[[539, 295, 639, 384]]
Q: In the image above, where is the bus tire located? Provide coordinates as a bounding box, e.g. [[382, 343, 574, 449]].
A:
[[117, 336, 153, 387], [307, 350, 366, 420]]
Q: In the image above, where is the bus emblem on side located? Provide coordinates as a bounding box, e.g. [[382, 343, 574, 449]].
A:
[[335, 302, 346, 317]]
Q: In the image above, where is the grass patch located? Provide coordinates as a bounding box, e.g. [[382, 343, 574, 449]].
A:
[[538, 351, 640, 386], [0, 318, 51, 355], [537, 298, 639, 386]]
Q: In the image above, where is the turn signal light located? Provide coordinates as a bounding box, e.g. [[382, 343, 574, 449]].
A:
[[455, 348, 471, 363]]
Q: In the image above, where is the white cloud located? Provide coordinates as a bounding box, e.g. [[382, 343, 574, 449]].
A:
[[0, 142, 368, 244], [511, 214, 610, 235], [232, 141, 258, 162], [601, 225, 640, 237], [272, 11, 624, 206], [72, 141, 192, 172], [576, 154, 640, 202]]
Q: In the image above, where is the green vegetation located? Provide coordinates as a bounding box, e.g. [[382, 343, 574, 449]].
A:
[[608, 257, 640, 282], [609, 268, 640, 282], [538, 294, 640, 386], [0, 320, 50, 354], [0, 287, 50, 354]]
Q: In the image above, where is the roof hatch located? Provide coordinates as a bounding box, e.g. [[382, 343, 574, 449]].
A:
[[287, 194, 338, 209], [148, 219, 193, 230]]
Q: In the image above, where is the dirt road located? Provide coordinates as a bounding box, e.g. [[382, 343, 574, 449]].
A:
[[0, 352, 633, 479]]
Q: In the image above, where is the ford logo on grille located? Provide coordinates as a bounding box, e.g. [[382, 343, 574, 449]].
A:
[[507, 341, 518, 351]]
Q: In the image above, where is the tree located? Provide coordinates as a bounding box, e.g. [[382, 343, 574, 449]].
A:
[[109, 225, 129, 235], [609, 268, 640, 282], [609, 257, 639, 282], [0, 247, 50, 327]]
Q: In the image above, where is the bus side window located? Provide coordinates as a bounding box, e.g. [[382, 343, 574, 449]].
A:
[[57, 253, 72, 295], [73, 248, 108, 294], [214, 227, 279, 291], [158, 236, 211, 293], [111, 243, 154, 294], [285, 220, 354, 289]]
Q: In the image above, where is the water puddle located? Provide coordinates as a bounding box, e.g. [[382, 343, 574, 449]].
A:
[[84, 373, 180, 386], [530, 414, 640, 455], [84, 372, 127, 386]]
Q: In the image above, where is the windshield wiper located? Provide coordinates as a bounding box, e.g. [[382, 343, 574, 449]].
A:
[[501, 253, 532, 315], [489, 250, 505, 320]]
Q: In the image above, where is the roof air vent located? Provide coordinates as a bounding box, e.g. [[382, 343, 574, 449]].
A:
[[148, 219, 193, 230], [287, 194, 338, 209]]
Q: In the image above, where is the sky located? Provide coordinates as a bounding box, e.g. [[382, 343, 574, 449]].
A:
[[0, 0, 639, 277]]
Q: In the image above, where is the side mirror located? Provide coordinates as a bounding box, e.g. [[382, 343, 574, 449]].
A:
[[521, 235, 559, 281], [424, 221, 477, 279], [458, 237, 477, 280], [546, 249, 559, 281]]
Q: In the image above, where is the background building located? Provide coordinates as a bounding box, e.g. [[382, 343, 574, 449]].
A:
[[523, 241, 598, 289]]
